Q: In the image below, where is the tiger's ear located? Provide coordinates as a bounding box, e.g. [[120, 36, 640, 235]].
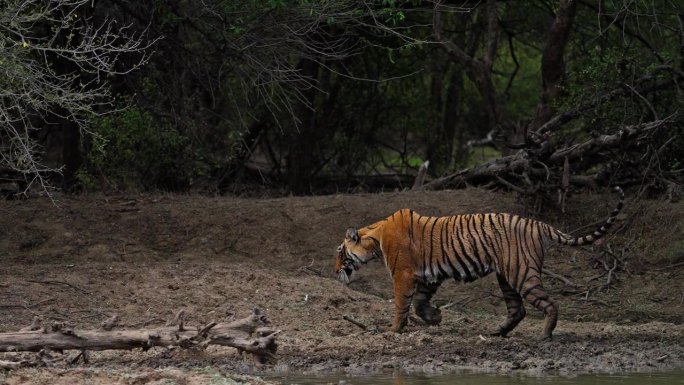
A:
[[345, 228, 359, 243]]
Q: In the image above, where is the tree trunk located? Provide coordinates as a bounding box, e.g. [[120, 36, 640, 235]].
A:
[[287, 57, 320, 194], [217, 120, 267, 190], [444, 67, 464, 166], [530, 0, 577, 131], [426, 55, 446, 175], [427, 63, 464, 175], [434, 0, 503, 141], [60, 115, 81, 192], [56, 4, 96, 192]]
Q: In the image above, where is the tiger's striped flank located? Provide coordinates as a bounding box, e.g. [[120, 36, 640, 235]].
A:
[[334, 187, 625, 340]]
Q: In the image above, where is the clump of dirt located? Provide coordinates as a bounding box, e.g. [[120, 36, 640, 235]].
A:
[[0, 189, 682, 384]]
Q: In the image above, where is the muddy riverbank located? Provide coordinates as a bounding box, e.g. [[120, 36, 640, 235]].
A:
[[1, 189, 682, 383]]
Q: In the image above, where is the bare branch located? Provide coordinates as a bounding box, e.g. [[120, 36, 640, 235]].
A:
[[0, 0, 157, 198]]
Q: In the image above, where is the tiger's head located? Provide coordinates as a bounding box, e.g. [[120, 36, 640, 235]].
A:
[[335, 227, 382, 284]]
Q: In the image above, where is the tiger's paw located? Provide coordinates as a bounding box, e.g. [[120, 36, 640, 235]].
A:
[[416, 306, 442, 326], [388, 323, 406, 334]]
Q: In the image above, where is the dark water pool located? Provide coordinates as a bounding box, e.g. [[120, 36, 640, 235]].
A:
[[268, 370, 684, 385]]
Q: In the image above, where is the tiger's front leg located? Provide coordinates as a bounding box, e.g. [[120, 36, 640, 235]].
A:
[[390, 270, 416, 333]]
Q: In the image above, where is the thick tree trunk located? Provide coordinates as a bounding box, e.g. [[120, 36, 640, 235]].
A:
[[427, 63, 464, 175], [218, 120, 267, 190], [434, 0, 503, 140], [530, 0, 577, 131], [426, 56, 446, 174], [443, 67, 463, 167]]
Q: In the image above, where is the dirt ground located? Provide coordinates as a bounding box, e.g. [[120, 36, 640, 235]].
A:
[[1, 188, 683, 384]]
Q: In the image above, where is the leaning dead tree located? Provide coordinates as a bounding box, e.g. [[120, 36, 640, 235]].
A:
[[0, 308, 279, 369], [422, 115, 679, 191]]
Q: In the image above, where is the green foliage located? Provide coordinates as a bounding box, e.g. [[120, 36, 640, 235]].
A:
[[49, 0, 683, 194], [79, 108, 192, 191], [493, 41, 541, 118]]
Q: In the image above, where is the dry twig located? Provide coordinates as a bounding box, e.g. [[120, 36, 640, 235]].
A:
[[342, 315, 367, 330], [543, 268, 583, 287]]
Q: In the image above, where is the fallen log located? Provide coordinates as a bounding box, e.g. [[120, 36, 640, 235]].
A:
[[0, 308, 279, 367], [421, 150, 530, 191]]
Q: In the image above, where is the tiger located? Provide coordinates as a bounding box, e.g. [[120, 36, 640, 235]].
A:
[[334, 187, 624, 340]]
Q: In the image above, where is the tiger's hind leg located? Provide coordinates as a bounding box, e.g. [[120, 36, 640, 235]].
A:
[[491, 273, 526, 337], [413, 280, 443, 325], [520, 278, 558, 340]]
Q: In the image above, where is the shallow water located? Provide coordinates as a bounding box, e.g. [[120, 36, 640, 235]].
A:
[[270, 370, 684, 385]]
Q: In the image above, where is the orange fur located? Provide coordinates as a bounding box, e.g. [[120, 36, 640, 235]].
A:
[[335, 187, 624, 339]]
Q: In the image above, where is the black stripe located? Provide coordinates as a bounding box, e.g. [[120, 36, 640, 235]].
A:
[[543, 224, 554, 242], [473, 215, 492, 274], [443, 216, 462, 281], [456, 215, 479, 280], [487, 214, 505, 268], [529, 220, 543, 261], [512, 215, 522, 231], [465, 215, 484, 275], [517, 264, 531, 293], [436, 219, 450, 279], [391, 248, 399, 276], [420, 216, 428, 280], [408, 210, 414, 246], [428, 217, 440, 279], [450, 216, 474, 282], [499, 215, 513, 280], [485, 214, 501, 253], [510, 216, 525, 288], [518, 219, 537, 276], [493, 214, 507, 275], [478, 215, 496, 267], [535, 222, 546, 249], [522, 284, 543, 298], [532, 297, 546, 307]]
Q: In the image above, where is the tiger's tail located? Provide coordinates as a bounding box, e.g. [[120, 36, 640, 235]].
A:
[[542, 186, 625, 246]]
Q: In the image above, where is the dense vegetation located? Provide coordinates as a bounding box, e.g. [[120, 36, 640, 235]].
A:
[[1, 0, 682, 199]]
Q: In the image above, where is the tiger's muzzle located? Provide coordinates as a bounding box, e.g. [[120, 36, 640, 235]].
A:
[[336, 245, 356, 284], [337, 260, 355, 284]]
